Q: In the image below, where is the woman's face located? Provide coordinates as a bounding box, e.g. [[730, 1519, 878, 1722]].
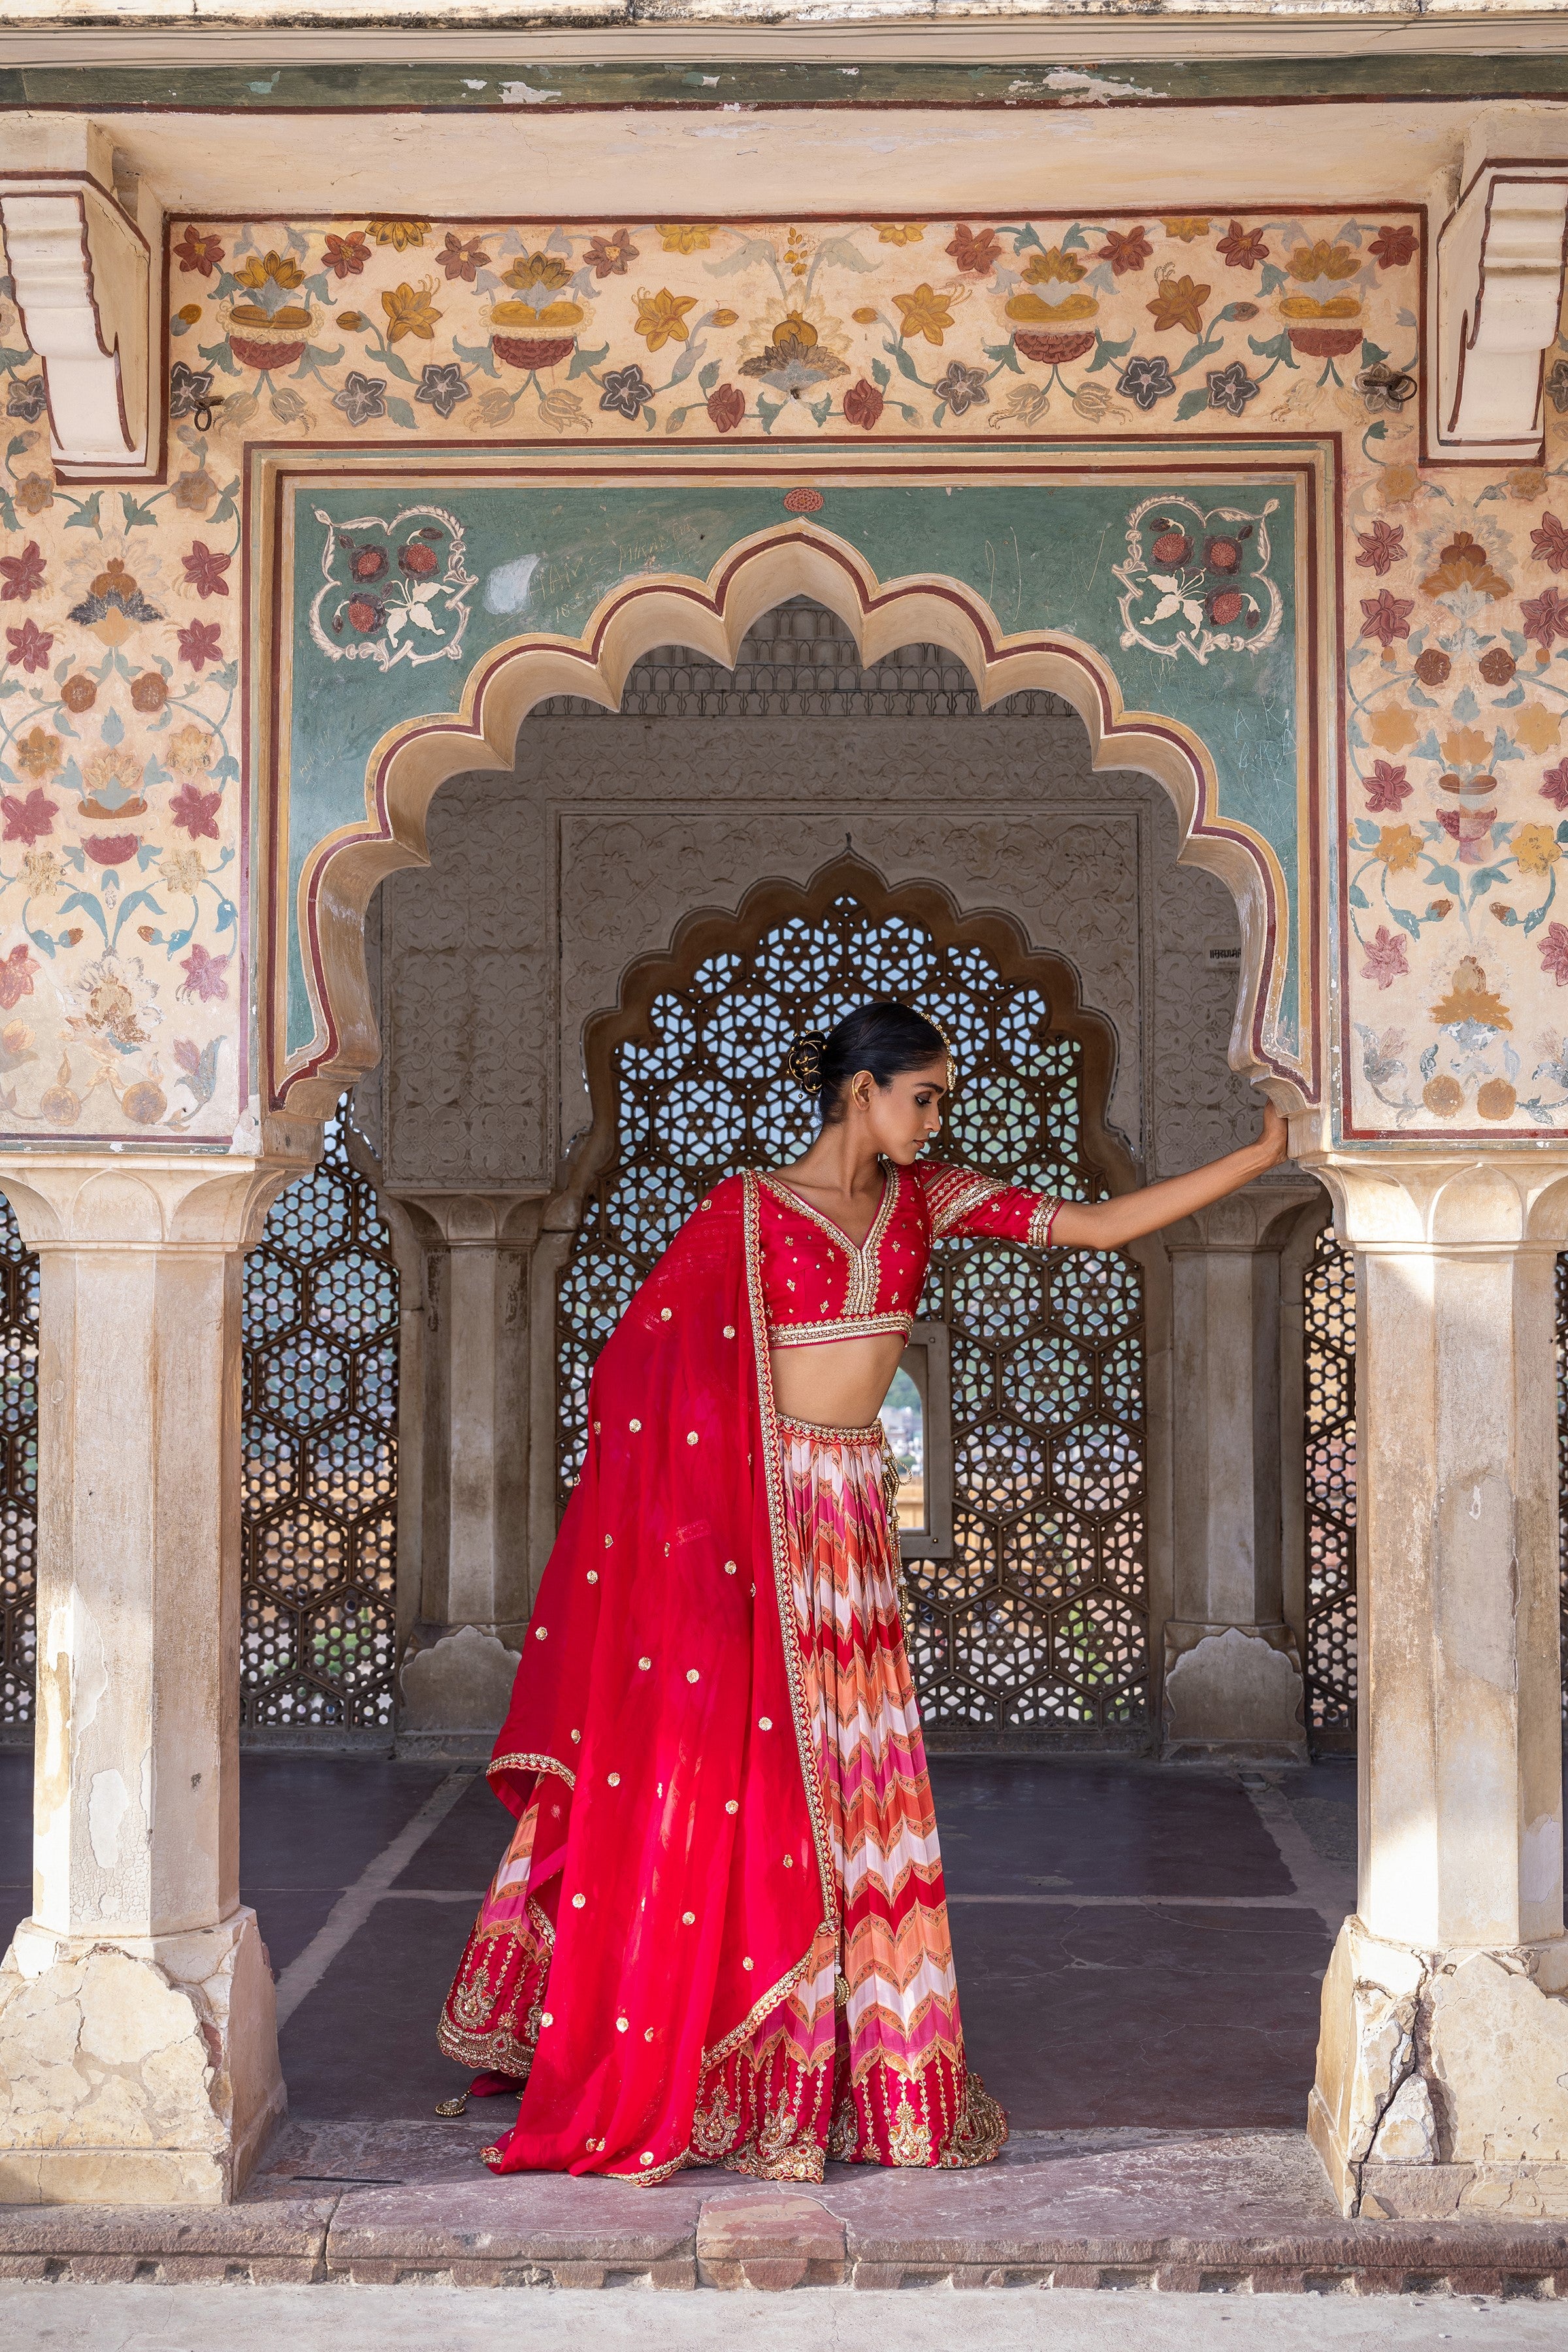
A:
[[848, 1058, 950, 1163]]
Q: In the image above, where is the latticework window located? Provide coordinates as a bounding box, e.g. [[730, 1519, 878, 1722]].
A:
[[240, 1098, 400, 1727], [557, 892, 1149, 1740], [0, 1196, 37, 1725], [533, 600, 1075, 721], [1303, 1224, 1358, 1746]]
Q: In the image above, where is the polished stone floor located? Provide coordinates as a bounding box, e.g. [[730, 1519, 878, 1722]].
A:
[[0, 1750, 1356, 2136]]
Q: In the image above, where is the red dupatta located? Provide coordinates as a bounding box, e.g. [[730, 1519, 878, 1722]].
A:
[[478, 1169, 833, 2181]]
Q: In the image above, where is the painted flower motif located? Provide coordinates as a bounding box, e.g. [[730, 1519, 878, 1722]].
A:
[[167, 725, 216, 777], [323, 231, 371, 279], [4, 619, 52, 673], [161, 847, 206, 892], [1373, 823, 1422, 872], [6, 378, 46, 423], [1361, 926, 1409, 990], [332, 371, 388, 426], [1205, 361, 1258, 416], [381, 281, 442, 342], [877, 223, 924, 245], [22, 849, 61, 898], [14, 475, 53, 516], [172, 470, 218, 514], [168, 360, 216, 420], [236, 250, 304, 293], [178, 943, 229, 1003], [437, 233, 492, 283], [598, 364, 653, 419], [1, 788, 56, 845], [934, 362, 989, 416], [1531, 512, 1568, 575], [585, 229, 638, 278], [738, 312, 847, 393], [129, 672, 167, 713], [0, 945, 38, 1009], [170, 782, 221, 840], [1162, 216, 1211, 242], [656, 224, 711, 253], [1360, 589, 1414, 648], [1022, 247, 1086, 286], [367, 218, 429, 250], [1368, 704, 1418, 753], [182, 542, 232, 598], [1543, 923, 1568, 985], [1094, 226, 1152, 276], [0, 541, 44, 602], [59, 674, 96, 711], [706, 384, 745, 433], [1478, 647, 1517, 687], [1146, 274, 1210, 335], [1414, 649, 1451, 685], [82, 745, 147, 818], [1369, 224, 1418, 269], [892, 284, 956, 346], [177, 619, 223, 670], [1513, 823, 1561, 876], [12, 728, 61, 780], [1364, 760, 1412, 812], [1431, 955, 1510, 1029], [634, 287, 697, 350], [1522, 587, 1568, 651], [946, 224, 1000, 276], [1379, 465, 1421, 507], [1516, 703, 1561, 751], [1542, 760, 1568, 811], [1356, 519, 1405, 577], [1288, 239, 1361, 282], [1549, 360, 1568, 417], [174, 225, 223, 276], [414, 362, 470, 419], [502, 252, 572, 295], [1217, 221, 1269, 271], [1421, 531, 1509, 602], [843, 378, 885, 430], [1116, 354, 1175, 410], [1356, 363, 1417, 414]]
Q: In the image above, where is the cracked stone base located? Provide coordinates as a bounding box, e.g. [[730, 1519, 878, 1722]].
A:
[[0, 1908, 286, 2206], [1311, 1913, 1568, 2219]]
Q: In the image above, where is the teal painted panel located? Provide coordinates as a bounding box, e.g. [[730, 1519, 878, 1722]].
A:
[[286, 467, 1301, 1056]]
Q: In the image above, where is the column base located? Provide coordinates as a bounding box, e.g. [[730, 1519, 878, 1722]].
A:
[[1311, 1914, 1568, 2219], [0, 1907, 286, 2206], [1162, 1622, 1307, 1761]]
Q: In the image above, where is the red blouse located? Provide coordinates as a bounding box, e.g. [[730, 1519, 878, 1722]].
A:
[[757, 1160, 1062, 1349]]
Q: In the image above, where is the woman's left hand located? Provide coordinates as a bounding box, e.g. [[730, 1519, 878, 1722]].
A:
[[1255, 1100, 1290, 1169]]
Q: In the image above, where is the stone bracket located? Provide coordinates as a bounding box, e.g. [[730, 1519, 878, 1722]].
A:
[[1433, 159, 1568, 460], [0, 129, 162, 476]]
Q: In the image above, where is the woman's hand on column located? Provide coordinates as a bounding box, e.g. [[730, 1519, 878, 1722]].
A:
[[1051, 1095, 1291, 1250]]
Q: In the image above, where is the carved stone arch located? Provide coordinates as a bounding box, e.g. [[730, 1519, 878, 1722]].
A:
[[281, 523, 1294, 1131]]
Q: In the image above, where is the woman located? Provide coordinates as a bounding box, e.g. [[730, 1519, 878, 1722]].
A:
[[438, 1002, 1288, 2183]]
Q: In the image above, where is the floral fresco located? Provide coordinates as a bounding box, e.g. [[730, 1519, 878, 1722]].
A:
[[0, 206, 1565, 1139]]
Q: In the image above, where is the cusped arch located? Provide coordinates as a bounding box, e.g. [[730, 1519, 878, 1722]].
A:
[[280, 521, 1297, 1123]]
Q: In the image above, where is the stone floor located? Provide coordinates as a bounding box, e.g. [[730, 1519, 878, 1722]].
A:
[[18, 1750, 1561, 2295]]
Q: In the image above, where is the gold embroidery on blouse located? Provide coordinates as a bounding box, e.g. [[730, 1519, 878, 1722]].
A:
[[1028, 1194, 1062, 1248], [767, 1309, 913, 1349], [921, 1166, 1007, 1238], [757, 1164, 900, 1322]]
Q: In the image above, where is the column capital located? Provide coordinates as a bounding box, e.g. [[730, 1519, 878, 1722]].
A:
[[0, 1152, 304, 1254], [1301, 1151, 1568, 1252], [1162, 1173, 1322, 1253], [385, 1186, 548, 1247]]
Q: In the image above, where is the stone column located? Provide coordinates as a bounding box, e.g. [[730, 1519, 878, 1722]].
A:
[[0, 1153, 297, 2204], [391, 1192, 544, 1747], [1161, 1178, 1322, 1759], [1308, 1154, 1568, 2219]]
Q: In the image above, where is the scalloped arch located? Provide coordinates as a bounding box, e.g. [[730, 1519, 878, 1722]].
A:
[[276, 521, 1298, 1121]]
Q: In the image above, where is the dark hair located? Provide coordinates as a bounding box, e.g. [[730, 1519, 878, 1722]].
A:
[[784, 1002, 948, 1124]]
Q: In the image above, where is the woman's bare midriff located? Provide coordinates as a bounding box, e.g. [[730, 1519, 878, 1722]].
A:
[[769, 1331, 907, 1431]]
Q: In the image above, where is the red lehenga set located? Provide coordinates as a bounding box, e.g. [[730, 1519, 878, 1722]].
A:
[[438, 1157, 1061, 2181]]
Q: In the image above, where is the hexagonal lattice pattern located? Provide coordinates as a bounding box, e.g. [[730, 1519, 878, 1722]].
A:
[[1303, 1225, 1357, 1740], [241, 1098, 399, 1727], [555, 892, 1150, 1735], [0, 1200, 37, 1724]]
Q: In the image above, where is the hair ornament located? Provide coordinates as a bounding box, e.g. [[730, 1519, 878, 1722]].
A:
[[784, 1032, 827, 1098]]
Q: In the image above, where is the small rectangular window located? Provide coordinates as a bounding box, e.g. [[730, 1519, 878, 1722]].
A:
[[881, 1320, 953, 1561]]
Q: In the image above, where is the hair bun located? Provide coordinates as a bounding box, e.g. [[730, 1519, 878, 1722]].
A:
[[783, 1032, 826, 1096]]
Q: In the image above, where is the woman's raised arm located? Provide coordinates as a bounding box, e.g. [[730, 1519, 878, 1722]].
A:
[[1051, 1102, 1290, 1250]]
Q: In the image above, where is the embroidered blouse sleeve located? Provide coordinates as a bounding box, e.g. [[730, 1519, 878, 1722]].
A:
[[916, 1161, 1064, 1248]]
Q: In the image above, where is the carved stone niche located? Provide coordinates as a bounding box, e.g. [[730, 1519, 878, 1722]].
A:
[[0, 119, 161, 475], [1433, 155, 1568, 459]]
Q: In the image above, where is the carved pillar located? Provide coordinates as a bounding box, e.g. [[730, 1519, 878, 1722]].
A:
[[1307, 1155, 1568, 2219], [1161, 1177, 1322, 1759], [0, 1153, 297, 2204], [390, 1192, 544, 1745]]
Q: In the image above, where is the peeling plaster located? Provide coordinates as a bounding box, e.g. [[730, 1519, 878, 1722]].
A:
[[87, 1770, 131, 1871]]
